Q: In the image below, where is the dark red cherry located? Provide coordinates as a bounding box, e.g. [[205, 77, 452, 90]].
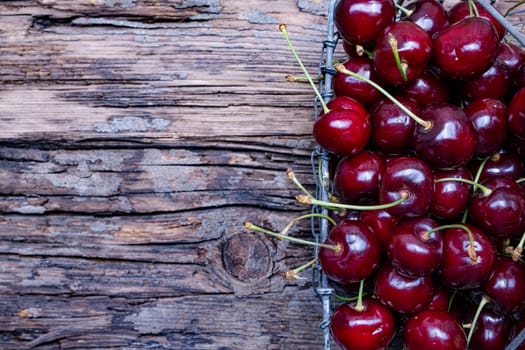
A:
[[379, 155, 434, 218], [404, 309, 467, 350], [496, 42, 525, 74], [374, 263, 435, 314], [463, 98, 508, 157], [318, 220, 381, 284], [331, 298, 395, 350], [360, 209, 399, 248], [440, 224, 496, 289], [432, 17, 499, 80], [413, 103, 477, 169], [335, 0, 396, 47], [482, 256, 525, 315], [387, 216, 442, 277], [508, 87, 525, 140], [468, 151, 524, 182], [430, 166, 473, 220], [466, 304, 513, 350], [458, 61, 512, 101], [373, 21, 433, 85], [333, 57, 383, 106], [469, 177, 525, 239], [399, 70, 449, 107], [333, 151, 386, 204], [326, 95, 369, 113], [313, 108, 371, 157], [369, 96, 418, 155], [425, 284, 451, 311], [406, 0, 449, 37], [447, 1, 506, 41]]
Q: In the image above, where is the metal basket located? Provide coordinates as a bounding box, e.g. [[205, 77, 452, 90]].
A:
[[311, 0, 525, 349]]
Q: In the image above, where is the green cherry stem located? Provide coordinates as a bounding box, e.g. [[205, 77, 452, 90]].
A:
[[334, 63, 432, 130], [283, 258, 318, 280], [395, 3, 414, 16], [516, 178, 525, 184], [466, 294, 491, 346], [387, 33, 409, 83], [355, 279, 366, 312], [279, 24, 329, 114], [461, 156, 490, 223], [427, 224, 478, 263], [468, 0, 481, 17], [435, 177, 492, 197], [297, 193, 408, 211]]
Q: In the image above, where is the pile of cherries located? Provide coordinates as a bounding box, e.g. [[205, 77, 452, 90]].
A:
[[311, 0, 525, 349]]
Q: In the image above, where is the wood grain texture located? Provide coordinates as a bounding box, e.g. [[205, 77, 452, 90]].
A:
[[0, 0, 329, 349]]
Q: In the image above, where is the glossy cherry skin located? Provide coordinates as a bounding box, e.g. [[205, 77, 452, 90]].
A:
[[379, 155, 434, 218], [333, 57, 383, 107], [425, 284, 451, 311], [413, 103, 477, 170], [387, 216, 442, 277], [333, 151, 386, 204], [406, 0, 449, 37], [326, 95, 370, 114], [468, 151, 524, 182], [404, 309, 467, 350], [466, 304, 513, 350], [458, 61, 512, 101], [430, 166, 473, 220], [447, 1, 506, 41], [469, 177, 525, 239], [313, 108, 371, 157], [463, 98, 508, 157], [508, 87, 525, 140], [330, 298, 396, 350], [482, 257, 525, 315], [439, 224, 496, 289], [399, 70, 449, 107], [374, 263, 435, 314], [432, 17, 499, 80], [373, 21, 433, 86], [335, 0, 396, 47], [496, 42, 525, 74], [369, 96, 418, 155], [359, 209, 399, 248], [318, 220, 381, 284]]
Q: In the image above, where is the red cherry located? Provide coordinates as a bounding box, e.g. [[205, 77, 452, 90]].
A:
[[399, 70, 449, 107], [331, 298, 396, 350], [431, 166, 473, 220], [333, 57, 383, 106], [508, 87, 525, 141], [482, 256, 525, 315], [468, 151, 524, 182], [495, 42, 525, 74], [465, 304, 513, 350], [359, 209, 399, 248], [447, 1, 506, 41], [406, 0, 449, 37], [458, 60, 512, 101], [404, 309, 467, 350], [432, 17, 499, 80]]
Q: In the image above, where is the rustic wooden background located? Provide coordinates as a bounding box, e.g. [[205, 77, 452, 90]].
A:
[[0, 0, 331, 349]]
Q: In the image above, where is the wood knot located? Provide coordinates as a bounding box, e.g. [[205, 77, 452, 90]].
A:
[[222, 233, 271, 282]]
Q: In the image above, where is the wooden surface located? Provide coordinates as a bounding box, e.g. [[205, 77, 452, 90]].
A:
[[0, 1, 330, 349]]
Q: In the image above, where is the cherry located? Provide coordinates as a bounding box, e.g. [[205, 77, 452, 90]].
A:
[[333, 150, 385, 204], [508, 87, 525, 141], [369, 96, 418, 155], [447, 0, 506, 41], [333, 57, 383, 106], [399, 70, 449, 107], [403, 309, 467, 350], [412, 103, 477, 170], [331, 296, 396, 350], [468, 151, 524, 182], [425, 284, 451, 312], [386, 216, 443, 277], [405, 0, 449, 37], [318, 220, 381, 284], [326, 95, 370, 114], [469, 177, 525, 239], [495, 42, 525, 74], [373, 21, 433, 85], [463, 98, 508, 157], [465, 303, 513, 350], [335, 0, 396, 47], [432, 17, 499, 80], [379, 155, 434, 218], [431, 166, 473, 220], [359, 209, 399, 248], [439, 224, 496, 289], [482, 256, 525, 315], [373, 262, 435, 314], [458, 60, 512, 101]]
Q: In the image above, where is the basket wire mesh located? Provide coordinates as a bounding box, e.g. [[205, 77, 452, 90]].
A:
[[311, 0, 525, 349]]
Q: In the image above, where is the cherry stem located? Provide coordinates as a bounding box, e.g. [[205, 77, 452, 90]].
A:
[[435, 177, 492, 197], [395, 3, 414, 17], [466, 294, 490, 346], [283, 258, 318, 280], [355, 45, 373, 59], [298, 193, 408, 211], [427, 224, 478, 263], [510, 230, 525, 261], [387, 33, 408, 82], [244, 221, 340, 252], [461, 156, 490, 223], [516, 178, 525, 184], [334, 63, 432, 130], [468, 0, 480, 17], [355, 279, 365, 312], [285, 74, 322, 83], [279, 24, 329, 114]]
